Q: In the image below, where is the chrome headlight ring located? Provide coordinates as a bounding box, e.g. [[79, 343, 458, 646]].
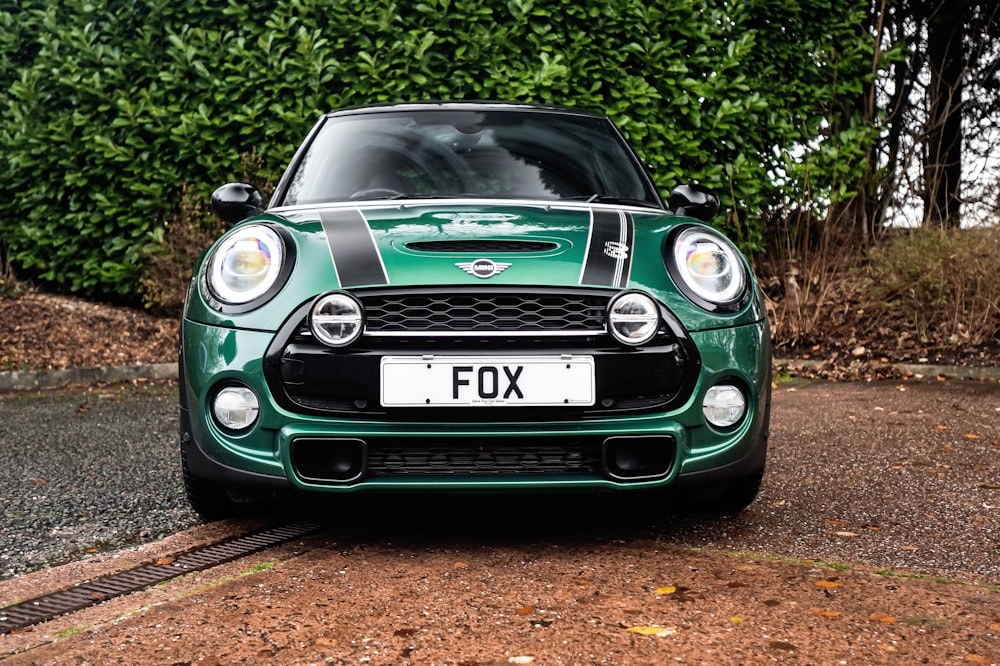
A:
[[666, 226, 750, 313], [202, 223, 295, 313], [309, 291, 365, 348], [607, 290, 660, 346]]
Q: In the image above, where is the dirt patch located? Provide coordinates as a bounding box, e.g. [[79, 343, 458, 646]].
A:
[[0, 291, 178, 372]]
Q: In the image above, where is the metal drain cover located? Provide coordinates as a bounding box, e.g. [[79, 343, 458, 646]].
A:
[[0, 521, 323, 634]]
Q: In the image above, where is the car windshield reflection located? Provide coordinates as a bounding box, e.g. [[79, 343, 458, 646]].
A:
[[277, 108, 661, 208]]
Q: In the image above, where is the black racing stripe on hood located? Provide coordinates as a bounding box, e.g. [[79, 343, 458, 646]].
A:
[[319, 208, 389, 287], [579, 209, 634, 288]]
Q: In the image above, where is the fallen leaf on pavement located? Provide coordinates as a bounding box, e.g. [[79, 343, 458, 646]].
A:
[[815, 581, 842, 589], [627, 626, 678, 637], [813, 610, 840, 617], [869, 614, 897, 623]]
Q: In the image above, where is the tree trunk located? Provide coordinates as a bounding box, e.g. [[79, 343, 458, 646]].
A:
[[923, 1, 967, 227]]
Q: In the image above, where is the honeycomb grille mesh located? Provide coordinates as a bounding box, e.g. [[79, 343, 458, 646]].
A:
[[367, 440, 602, 476], [362, 292, 608, 333]]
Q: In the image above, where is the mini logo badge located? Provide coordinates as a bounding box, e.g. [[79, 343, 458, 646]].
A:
[[604, 241, 630, 260], [456, 259, 512, 279]]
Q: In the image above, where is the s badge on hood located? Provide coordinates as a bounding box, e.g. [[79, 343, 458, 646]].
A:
[[456, 259, 512, 279]]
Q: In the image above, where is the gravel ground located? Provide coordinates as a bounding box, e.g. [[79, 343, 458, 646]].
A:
[[662, 377, 1000, 582], [0, 382, 198, 579]]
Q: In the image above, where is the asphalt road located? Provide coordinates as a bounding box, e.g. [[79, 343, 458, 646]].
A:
[[1, 378, 998, 583]]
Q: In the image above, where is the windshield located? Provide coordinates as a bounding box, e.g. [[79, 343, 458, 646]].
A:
[[275, 108, 661, 208]]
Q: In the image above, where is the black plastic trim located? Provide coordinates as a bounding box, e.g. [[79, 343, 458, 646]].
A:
[[262, 287, 702, 420], [179, 405, 291, 491]]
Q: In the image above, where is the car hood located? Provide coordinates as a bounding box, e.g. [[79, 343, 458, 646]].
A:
[[281, 201, 659, 291], [186, 201, 766, 331]]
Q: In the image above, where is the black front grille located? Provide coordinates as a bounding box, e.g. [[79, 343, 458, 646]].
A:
[[264, 287, 700, 420], [363, 292, 607, 334], [405, 240, 559, 253], [367, 439, 603, 476]]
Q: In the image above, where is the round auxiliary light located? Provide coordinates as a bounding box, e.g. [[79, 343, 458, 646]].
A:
[[671, 227, 746, 308], [212, 386, 260, 431], [310, 292, 364, 347], [607, 291, 659, 346], [702, 384, 747, 429]]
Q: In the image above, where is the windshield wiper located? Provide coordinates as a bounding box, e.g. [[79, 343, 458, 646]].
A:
[[564, 194, 662, 209], [347, 192, 464, 202]]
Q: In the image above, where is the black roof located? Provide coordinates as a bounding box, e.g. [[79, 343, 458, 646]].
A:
[[324, 100, 607, 120]]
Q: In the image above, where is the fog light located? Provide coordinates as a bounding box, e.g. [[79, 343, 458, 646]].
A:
[[702, 384, 746, 428], [212, 386, 260, 431]]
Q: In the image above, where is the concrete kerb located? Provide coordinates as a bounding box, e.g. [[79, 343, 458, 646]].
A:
[[0, 362, 178, 392], [773, 358, 1000, 382], [0, 360, 997, 393]]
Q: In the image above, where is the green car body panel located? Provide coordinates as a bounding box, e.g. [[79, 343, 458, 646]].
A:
[[179, 103, 771, 517]]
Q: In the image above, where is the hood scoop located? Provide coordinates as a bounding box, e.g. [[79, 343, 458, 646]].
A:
[[405, 240, 559, 253]]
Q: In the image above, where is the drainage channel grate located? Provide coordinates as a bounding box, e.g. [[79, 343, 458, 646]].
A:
[[0, 521, 323, 634]]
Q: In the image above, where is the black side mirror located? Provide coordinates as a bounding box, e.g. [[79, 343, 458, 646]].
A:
[[211, 183, 265, 226], [668, 184, 720, 221]]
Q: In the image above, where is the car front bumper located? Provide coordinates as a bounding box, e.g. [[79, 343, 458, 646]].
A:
[[180, 317, 770, 494]]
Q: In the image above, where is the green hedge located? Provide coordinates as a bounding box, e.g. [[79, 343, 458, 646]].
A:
[[0, 0, 875, 300]]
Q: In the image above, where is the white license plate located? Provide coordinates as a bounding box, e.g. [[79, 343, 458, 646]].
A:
[[380, 356, 595, 407]]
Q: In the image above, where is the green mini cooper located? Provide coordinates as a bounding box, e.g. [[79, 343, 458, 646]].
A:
[[180, 102, 771, 519]]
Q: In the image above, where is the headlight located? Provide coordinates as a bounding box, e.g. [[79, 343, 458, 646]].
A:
[[310, 292, 364, 347], [607, 291, 659, 346], [668, 226, 748, 311], [206, 225, 286, 307]]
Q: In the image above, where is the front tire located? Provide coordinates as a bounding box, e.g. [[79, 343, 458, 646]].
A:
[[181, 448, 243, 521], [695, 469, 765, 515], [688, 373, 772, 515]]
